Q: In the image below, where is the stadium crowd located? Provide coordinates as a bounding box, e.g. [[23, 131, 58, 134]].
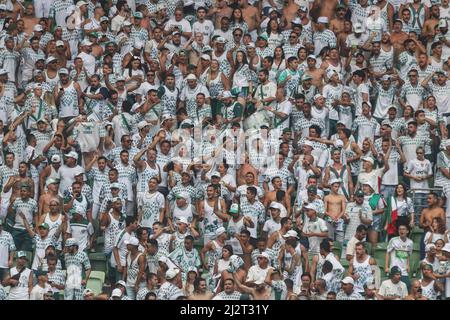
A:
[[0, 0, 450, 301]]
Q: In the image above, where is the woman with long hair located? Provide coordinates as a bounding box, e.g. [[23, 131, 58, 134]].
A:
[[123, 55, 145, 92], [385, 184, 415, 238], [200, 59, 230, 119], [424, 217, 446, 245], [266, 18, 283, 50], [229, 8, 248, 35], [230, 50, 253, 107], [165, 160, 183, 189], [272, 46, 286, 75]]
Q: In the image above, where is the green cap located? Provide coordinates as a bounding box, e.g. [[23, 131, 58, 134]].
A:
[[282, 128, 292, 134], [258, 33, 269, 41], [355, 190, 364, 197], [20, 183, 31, 190], [38, 223, 50, 230], [89, 32, 99, 38], [307, 185, 317, 194], [336, 3, 346, 9]]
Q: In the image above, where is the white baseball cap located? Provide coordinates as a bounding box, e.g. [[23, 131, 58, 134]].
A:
[[165, 268, 180, 280], [334, 139, 344, 148], [76, 0, 88, 8], [177, 216, 189, 225], [186, 74, 197, 81], [283, 230, 299, 239], [33, 25, 43, 32], [222, 91, 233, 98], [215, 226, 226, 237], [210, 171, 221, 178], [361, 156, 374, 164], [111, 288, 122, 298], [200, 54, 211, 61], [51, 155, 61, 163], [80, 39, 93, 46], [341, 276, 355, 285], [303, 140, 315, 149], [137, 121, 149, 129], [317, 16, 329, 24], [304, 203, 317, 211], [64, 151, 79, 160], [329, 178, 342, 185], [269, 202, 283, 211], [258, 252, 270, 260], [353, 22, 364, 33], [56, 40, 65, 47]]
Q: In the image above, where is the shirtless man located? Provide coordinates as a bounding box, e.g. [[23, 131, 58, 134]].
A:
[[323, 179, 347, 242], [282, 0, 300, 30], [207, 0, 233, 29], [232, 270, 271, 300], [422, 4, 439, 47], [263, 177, 292, 217], [3, 162, 34, 205], [38, 179, 62, 217], [237, 229, 255, 270], [329, 4, 347, 36], [188, 278, 214, 300], [306, 55, 326, 89], [419, 193, 446, 234], [391, 20, 409, 57], [311, 0, 339, 22], [240, 0, 260, 37]]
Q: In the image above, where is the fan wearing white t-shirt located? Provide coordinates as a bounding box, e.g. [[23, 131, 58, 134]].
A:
[[246, 252, 271, 285], [378, 266, 408, 300], [192, 8, 215, 45], [386, 225, 413, 285]]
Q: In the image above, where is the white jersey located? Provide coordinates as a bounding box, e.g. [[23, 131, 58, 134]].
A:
[[352, 255, 374, 293], [8, 267, 32, 300], [104, 211, 123, 255]]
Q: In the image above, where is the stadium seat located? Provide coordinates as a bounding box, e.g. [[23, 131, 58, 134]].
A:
[[364, 242, 373, 256], [88, 253, 107, 273], [86, 278, 103, 296], [410, 227, 424, 244], [87, 271, 106, 296], [90, 270, 106, 283], [332, 246, 342, 260], [374, 248, 387, 270], [95, 236, 105, 252]]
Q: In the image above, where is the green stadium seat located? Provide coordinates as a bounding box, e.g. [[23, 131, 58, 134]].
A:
[[364, 242, 373, 256], [332, 247, 342, 260], [95, 237, 105, 252], [86, 278, 103, 296], [90, 270, 106, 283], [88, 253, 107, 273], [86, 270, 106, 296], [374, 248, 387, 270], [340, 259, 349, 269]]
